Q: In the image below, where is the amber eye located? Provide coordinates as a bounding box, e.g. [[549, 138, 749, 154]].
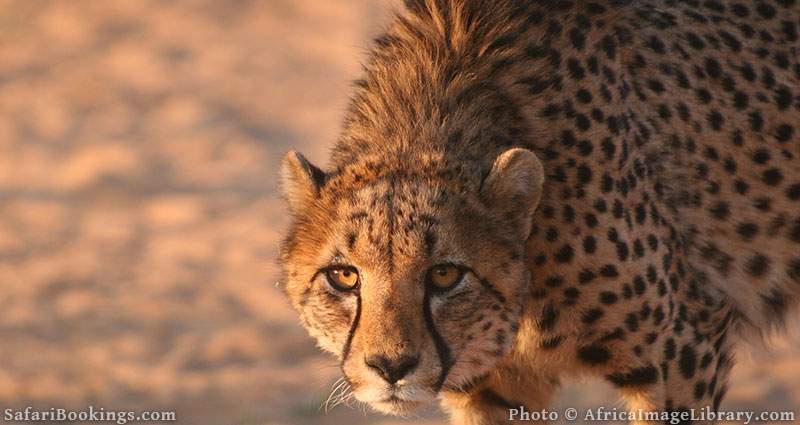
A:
[[428, 265, 464, 290], [325, 267, 359, 290]]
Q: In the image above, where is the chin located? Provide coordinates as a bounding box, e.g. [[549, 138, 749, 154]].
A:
[[369, 397, 425, 415], [355, 384, 437, 416]]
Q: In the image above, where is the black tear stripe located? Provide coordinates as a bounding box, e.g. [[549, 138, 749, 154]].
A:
[[340, 294, 362, 369], [424, 289, 454, 391]]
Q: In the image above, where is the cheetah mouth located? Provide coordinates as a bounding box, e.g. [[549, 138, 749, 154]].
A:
[[354, 383, 438, 414], [371, 395, 423, 414]]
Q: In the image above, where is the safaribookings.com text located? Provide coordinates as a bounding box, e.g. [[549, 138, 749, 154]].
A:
[[3, 406, 176, 424]]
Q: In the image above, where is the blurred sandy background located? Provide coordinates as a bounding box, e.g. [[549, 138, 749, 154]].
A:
[[0, 1, 797, 424]]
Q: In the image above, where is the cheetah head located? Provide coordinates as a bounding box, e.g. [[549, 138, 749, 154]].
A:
[[279, 148, 544, 414]]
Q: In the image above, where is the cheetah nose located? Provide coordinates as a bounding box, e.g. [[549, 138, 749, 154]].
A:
[[364, 354, 419, 384]]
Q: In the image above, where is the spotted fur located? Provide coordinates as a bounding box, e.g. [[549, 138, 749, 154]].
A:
[[280, 1, 800, 423]]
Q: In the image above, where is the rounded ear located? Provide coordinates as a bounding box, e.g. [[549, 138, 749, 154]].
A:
[[281, 150, 326, 213], [480, 148, 545, 237]]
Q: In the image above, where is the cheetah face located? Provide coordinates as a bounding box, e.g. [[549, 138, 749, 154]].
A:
[[279, 149, 544, 414]]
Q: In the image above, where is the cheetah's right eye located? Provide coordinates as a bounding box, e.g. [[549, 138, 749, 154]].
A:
[[325, 267, 360, 291], [427, 265, 465, 290]]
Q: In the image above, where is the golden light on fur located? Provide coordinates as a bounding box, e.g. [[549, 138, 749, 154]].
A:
[[326, 267, 359, 290], [428, 265, 463, 289], [280, 150, 325, 214]]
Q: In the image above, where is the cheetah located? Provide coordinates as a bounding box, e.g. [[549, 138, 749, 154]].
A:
[[279, 1, 800, 423]]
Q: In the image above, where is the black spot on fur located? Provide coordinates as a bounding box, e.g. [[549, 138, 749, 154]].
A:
[[606, 365, 659, 387], [578, 345, 612, 365], [479, 389, 521, 410], [583, 236, 598, 254], [554, 244, 575, 263], [679, 345, 697, 379], [694, 380, 708, 400], [787, 258, 800, 282], [737, 222, 759, 241], [539, 302, 559, 331], [762, 168, 784, 186], [600, 291, 619, 305], [664, 338, 676, 360], [746, 255, 770, 277], [579, 269, 596, 284], [583, 308, 604, 324], [600, 264, 620, 277]]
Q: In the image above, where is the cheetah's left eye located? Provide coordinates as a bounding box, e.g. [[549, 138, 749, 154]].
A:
[[427, 265, 464, 290], [325, 267, 360, 291]]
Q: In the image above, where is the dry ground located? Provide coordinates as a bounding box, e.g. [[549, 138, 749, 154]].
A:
[[0, 1, 797, 424]]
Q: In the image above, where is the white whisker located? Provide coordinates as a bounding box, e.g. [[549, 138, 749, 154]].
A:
[[330, 386, 353, 410], [322, 377, 348, 413]]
